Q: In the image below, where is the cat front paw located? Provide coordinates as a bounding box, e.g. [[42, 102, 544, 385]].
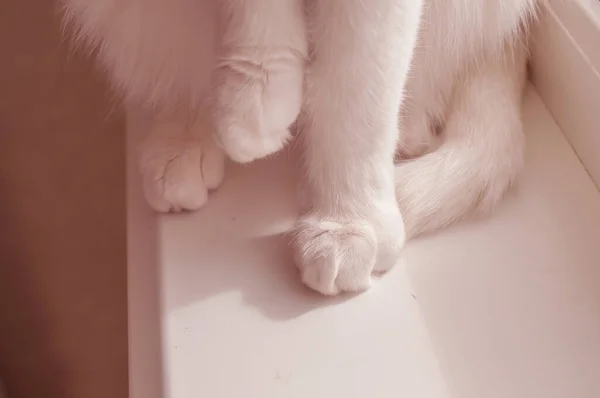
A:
[[396, 112, 441, 160], [214, 123, 292, 164], [292, 211, 405, 296], [138, 129, 225, 213], [211, 54, 303, 163]]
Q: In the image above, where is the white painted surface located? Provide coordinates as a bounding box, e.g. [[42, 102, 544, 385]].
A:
[[532, 0, 600, 188], [582, 0, 600, 24], [128, 86, 600, 398]]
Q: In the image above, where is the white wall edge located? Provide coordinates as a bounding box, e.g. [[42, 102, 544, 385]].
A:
[[531, 0, 600, 189], [126, 108, 165, 398]]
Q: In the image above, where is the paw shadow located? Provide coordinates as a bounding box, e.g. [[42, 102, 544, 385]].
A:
[[147, 151, 358, 321], [167, 232, 354, 320]]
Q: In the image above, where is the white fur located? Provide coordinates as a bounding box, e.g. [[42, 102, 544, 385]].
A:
[[137, 112, 225, 212], [63, 0, 540, 295], [396, 0, 539, 238], [292, 0, 422, 294], [210, 0, 307, 163]]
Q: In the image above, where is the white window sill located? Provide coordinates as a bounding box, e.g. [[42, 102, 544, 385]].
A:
[[126, 1, 600, 397]]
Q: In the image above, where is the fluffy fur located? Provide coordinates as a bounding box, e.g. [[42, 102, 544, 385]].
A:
[[62, 0, 540, 295]]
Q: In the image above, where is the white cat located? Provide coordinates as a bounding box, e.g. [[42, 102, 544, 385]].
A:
[[63, 0, 541, 295]]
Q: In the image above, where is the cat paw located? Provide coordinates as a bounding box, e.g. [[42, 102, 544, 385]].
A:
[[292, 212, 405, 296], [396, 113, 441, 160], [396, 141, 433, 160], [215, 124, 291, 164], [211, 55, 303, 163], [396, 131, 440, 160], [138, 130, 225, 213]]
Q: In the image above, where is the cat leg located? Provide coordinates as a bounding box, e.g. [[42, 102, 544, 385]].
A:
[[210, 0, 307, 163], [293, 0, 423, 295], [138, 110, 225, 212], [395, 40, 528, 238]]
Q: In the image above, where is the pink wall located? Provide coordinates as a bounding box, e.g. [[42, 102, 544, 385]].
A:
[[0, 1, 128, 397]]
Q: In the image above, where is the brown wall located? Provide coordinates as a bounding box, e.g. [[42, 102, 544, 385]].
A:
[[0, 1, 127, 398]]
